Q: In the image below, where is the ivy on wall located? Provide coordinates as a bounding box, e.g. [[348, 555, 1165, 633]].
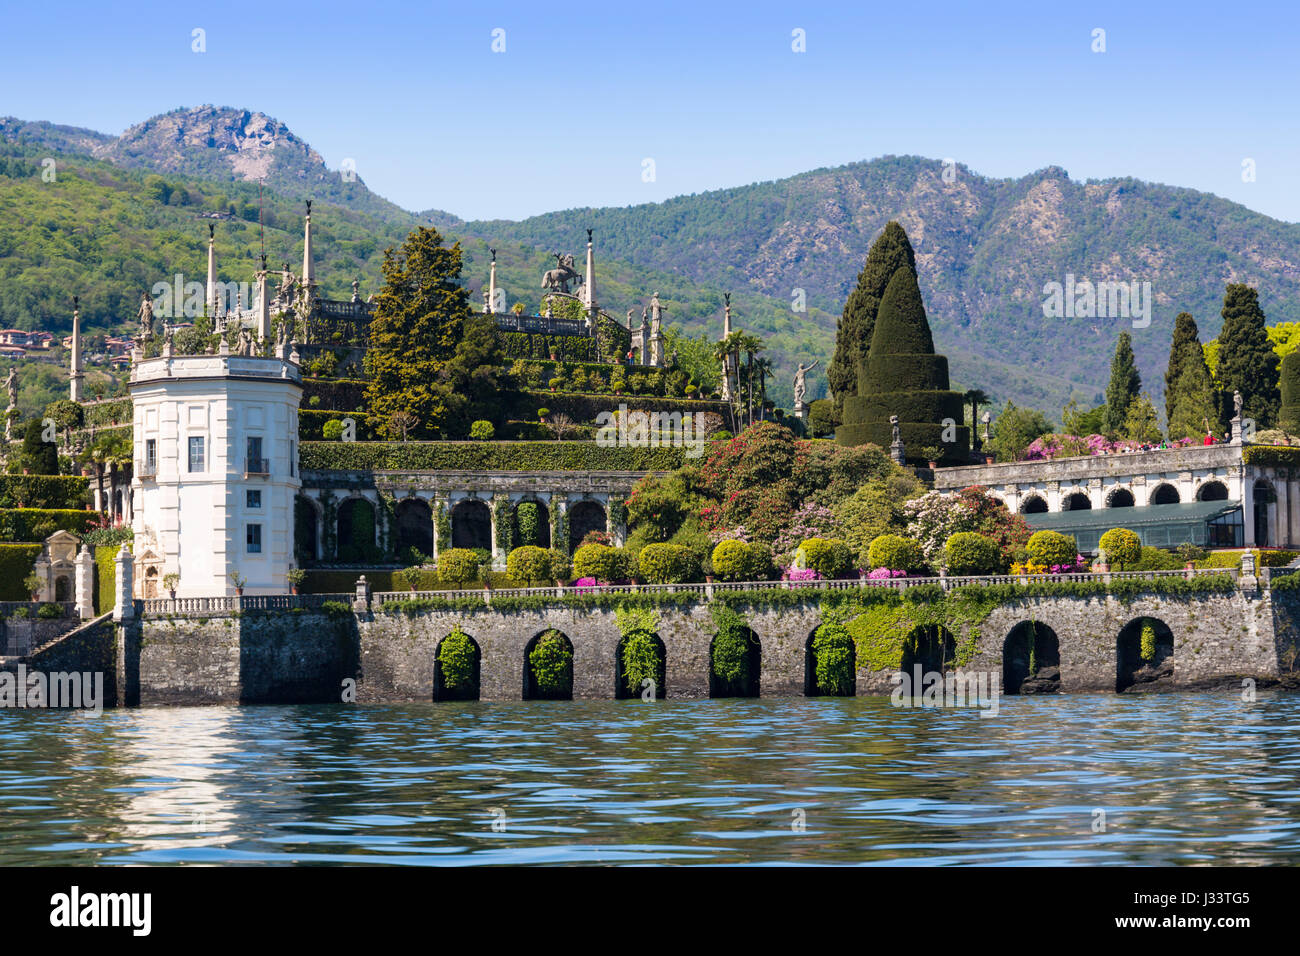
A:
[[493, 495, 513, 555], [435, 500, 451, 552]]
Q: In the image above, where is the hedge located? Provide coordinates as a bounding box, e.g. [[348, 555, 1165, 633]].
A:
[[301, 568, 514, 593], [94, 544, 119, 615], [0, 475, 89, 509], [301, 377, 367, 412], [1243, 445, 1300, 468], [0, 508, 95, 542], [82, 398, 133, 428], [299, 410, 378, 441], [0, 543, 42, 600], [300, 441, 687, 473], [520, 390, 727, 423]]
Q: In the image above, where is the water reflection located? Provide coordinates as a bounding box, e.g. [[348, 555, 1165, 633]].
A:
[[0, 692, 1299, 864]]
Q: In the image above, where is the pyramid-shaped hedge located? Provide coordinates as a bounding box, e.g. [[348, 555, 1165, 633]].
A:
[[836, 266, 969, 462]]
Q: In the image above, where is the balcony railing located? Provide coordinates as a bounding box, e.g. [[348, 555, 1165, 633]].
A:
[[137, 460, 158, 479], [244, 457, 270, 477]]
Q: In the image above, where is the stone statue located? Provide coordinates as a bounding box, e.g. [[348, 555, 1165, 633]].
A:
[[890, 415, 901, 445], [541, 253, 582, 294], [163, 322, 174, 352], [137, 292, 155, 337], [1233, 389, 1243, 419], [237, 327, 252, 356], [793, 360, 819, 406], [280, 264, 296, 306], [351, 279, 361, 304], [5, 366, 16, 407], [482, 287, 492, 312]]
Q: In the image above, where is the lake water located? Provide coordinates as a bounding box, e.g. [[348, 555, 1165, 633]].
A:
[[2, 692, 1299, 865]]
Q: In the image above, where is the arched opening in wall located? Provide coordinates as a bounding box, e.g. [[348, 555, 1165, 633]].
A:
[[899, 625, 956, 697], [615, 629, 666, 700], [1254, 480, 1277, 548], [395, 498, 433, 562], [709, 626, 761, 698], [1151, 483, 1181, 506], [1116, 617, 1174, 692], [1197, 481, 1229, 502], [1020, 495, 1048, 515], [112, 489, 123, 522], [144, 566, 159, 600], [513, 499, 551, 549], [1106, 488, 1135, 508], [1062, 491, 1092, 511], [295, 496, 319, 565], [568, 499, 608, 551], [524, 629, 574, 700], [804, 623, 856, 696], [54, 575, 71, 603], [451, 499, 493, 552], [434, 629, 481, 702], [337, 497, 377, 563], [1003, 621, 1061, 695]]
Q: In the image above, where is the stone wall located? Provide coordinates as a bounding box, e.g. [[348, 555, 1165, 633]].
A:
[[106, 586, 1300, 705]]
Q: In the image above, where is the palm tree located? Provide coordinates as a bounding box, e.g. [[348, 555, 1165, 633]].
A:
[[751, 356, 775, 419], [964, 388, 991, 451], [732, 332, 765, 426]]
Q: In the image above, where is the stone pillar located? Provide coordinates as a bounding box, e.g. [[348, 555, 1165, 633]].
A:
[[74, 546, 95, 619], [490, 493, 506, 570], [1047, 480, 1061, 513], [353, 575, 370, 613], [113, 545, 134, 622], [1243, 478, 1256, 547], [1275, 472, 1291, 548], [1088, 478, 1103, 510], [32, 552, 50, 601], [432, 493, 447, 559]]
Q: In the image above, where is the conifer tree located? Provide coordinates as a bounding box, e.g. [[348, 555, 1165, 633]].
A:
[[1216, 283, 1280, 428], [363, 226, 471, 439], [1104, 332, 1141, 435], [1164, 312, 1211, 426], [1167, 361, 1217, 441], [827, 221, 917, 414], [1122, 394, 1162, 444]]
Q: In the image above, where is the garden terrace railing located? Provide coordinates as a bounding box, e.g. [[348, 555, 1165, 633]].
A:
[[141, 593, 353, 616], [368, 566, 1242, 607], [494, 313, 589, 337]]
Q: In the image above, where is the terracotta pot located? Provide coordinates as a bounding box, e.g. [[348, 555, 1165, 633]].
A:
[[928, 460, 938, 469], [169, 590, 176, 600], [290, 586, 300, 596], [705, 575, 714, 583], [235, 587, 244, 596]]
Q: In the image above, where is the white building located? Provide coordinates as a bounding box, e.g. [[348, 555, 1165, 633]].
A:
[[129, 351, 302, 597]]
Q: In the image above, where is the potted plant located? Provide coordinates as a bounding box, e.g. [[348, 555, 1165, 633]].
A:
[[921, 446, 942, 469], [163, 572, 180, 599], [229, 571, 247, 596], [1092, 548, 1110, 574], [286, 567, 306, 595], [400, 565, 422, 592], [23, 572, 42, 602]]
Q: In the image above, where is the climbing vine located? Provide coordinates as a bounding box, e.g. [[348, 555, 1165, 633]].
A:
[[709, 603, 755, 687], [516, 500, 542, 547], [615, 604, 663, 696], [493, 495, 514, 555], [320, 490, 338, 560], [528, 629, 573, 697], [550, 497, 569, 556], [434, 500, 451, 552], [378, 491, 397, 557], [810, 622, 855, 695], [608, 498, 627, 539], [438, 628, 476, 691]]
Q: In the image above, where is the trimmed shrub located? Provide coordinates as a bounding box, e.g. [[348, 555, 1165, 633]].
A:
[[0, 543, 42, 600], [528, 629, 573, 698], [1130, 546, 1182, 572], [507, 545, 553, 587], [572, 543, 623, 583], [93, 544, 120, 615], [636, 543, 701, 584], [1099, 528, 1142, 569], [36, 602, 63, 619], [0, 475, 89, 510], [943, 532, 1004, 575], [548, 548, 571, 583], [1026, 530, 1078, 568], [711, 540, 771, 582], [299, 441, 688, 473], [796, 538, 853, 578], [868, 534, 922, 572], [321, 419, 345, 441], [469, 420, 495, 440], [437, 548, 481, 587]]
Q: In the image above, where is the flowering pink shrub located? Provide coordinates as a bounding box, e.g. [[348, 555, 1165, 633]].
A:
[[1023, 433, 1199, 462], [771, 503, 843, 566], [573, 577, 599, 591], [866, 567, 908, 579], [783, 567, 821, 582]]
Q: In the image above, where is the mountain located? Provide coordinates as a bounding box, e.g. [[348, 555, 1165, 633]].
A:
[[7, 104, 1300, 417], [458, 156, 1300, 416]]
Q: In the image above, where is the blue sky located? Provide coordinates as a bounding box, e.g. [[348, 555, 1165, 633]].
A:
[[4, 0, 1299, 222]]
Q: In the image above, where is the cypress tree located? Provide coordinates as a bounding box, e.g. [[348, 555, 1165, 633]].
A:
[[1279, 350, 1300, 435], [827, 221, 917, 414], [1104, 332, 1141, 435], [1216, 283, 1280, 428], [1167, 361, 1217, 441], [836, 265, 967, 461], [1164, 312, 1211, 425], [20, 418, 58, 475]]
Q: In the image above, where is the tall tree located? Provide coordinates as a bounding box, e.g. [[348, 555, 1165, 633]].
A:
[[1122, 394, 1163, 444], [1216, 283, 1280, 429], [1167, 361, 1218, 441], [964, 388, 990, 449], [363, 226, 471, 439], [21, 418, 58, 475], [1104, 332, 1141, 435], [1164, 312, 1212, 427], [827, 221, 917, 414]]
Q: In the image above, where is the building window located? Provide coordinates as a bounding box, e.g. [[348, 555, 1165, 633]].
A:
[[145, 439, 157, 468], [247, 435, 266, 475], [246, 524, 262, 554], [188, 436, 205, 473], [247, 490, 262, 509], [289, 441, 296, 477]]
